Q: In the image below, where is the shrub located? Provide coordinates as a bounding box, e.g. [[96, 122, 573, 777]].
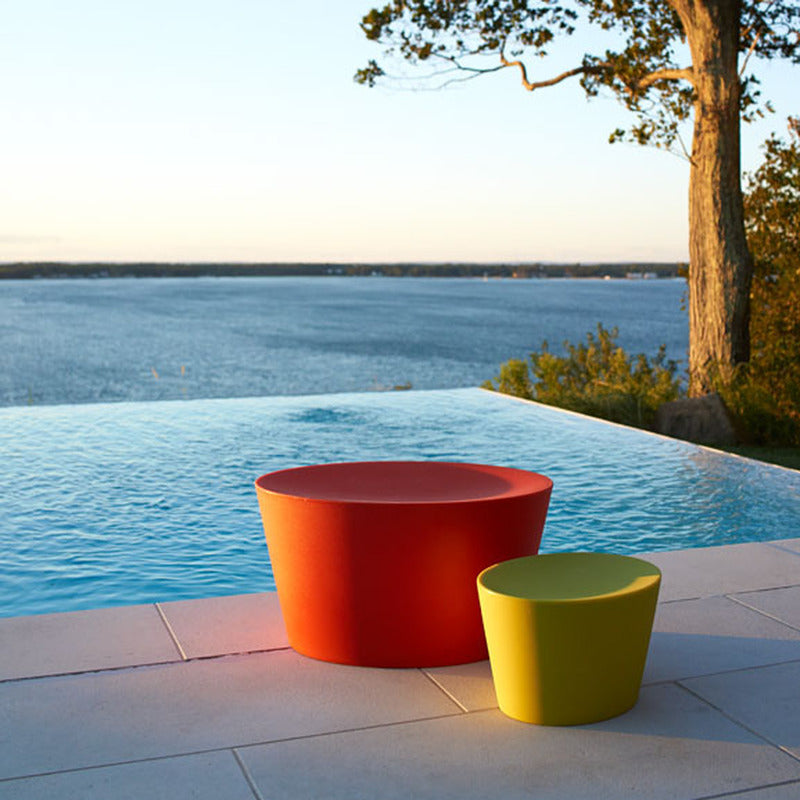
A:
[[716, 117, 800, 446], [483, 324, 680, 430], [485, 358, 534, 400]]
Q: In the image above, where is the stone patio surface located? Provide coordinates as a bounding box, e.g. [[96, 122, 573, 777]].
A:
[[2, 538, 800, 799]]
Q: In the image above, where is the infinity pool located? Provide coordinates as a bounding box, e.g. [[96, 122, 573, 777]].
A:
[[2, 388, 799, 618]]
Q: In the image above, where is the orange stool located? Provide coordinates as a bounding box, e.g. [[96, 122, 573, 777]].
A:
[[255, 461, 552, 667]]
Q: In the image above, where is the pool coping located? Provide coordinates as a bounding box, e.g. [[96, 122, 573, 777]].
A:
[[479, 387, 800, 476], [2, 537, 800, 799]]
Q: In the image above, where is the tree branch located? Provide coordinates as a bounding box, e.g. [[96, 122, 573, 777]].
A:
[[500, 53, 586, 92], [738, 0, 780, 78], [498, 53, 599, 91], [632, 67, 695, 92], [496, 52, 693, 100], [430, 52, 507, 77], [739, 21, 767, 76]]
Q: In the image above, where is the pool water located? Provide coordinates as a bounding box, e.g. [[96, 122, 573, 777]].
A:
[[2, 388, 799, 618]]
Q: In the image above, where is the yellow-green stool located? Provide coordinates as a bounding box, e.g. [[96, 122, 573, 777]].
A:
[[477, 552, 661, 725]]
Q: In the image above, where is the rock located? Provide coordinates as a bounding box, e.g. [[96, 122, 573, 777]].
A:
[[654, 393, 738, 445]]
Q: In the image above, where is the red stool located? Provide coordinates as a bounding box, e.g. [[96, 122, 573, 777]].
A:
[[255, 461, 552, 667]]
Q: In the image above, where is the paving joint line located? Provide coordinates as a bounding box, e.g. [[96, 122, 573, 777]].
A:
[[0, 659, 182, 685], [643, 655, 800, 687], [765, 541, 800, 555], [727, 581, 800, 595], [676, 681, 798, 757], [418, 669, 470, 712], [726, 593, 800, 633], [232, 748, 265, 800], [233, 709, 489, 754], [0, 748, 240, 785], [658, 595, 710, 605], [0, 712, 476, 786], [690, 776, 800, 800], [154, 602, 188, 661], [0, 646, 295, 685], [658, 580, 800, 605]]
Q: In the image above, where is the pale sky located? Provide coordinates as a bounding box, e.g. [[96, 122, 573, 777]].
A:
[[1, 0, 797, 264]]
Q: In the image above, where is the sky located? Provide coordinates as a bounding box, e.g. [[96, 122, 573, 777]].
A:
[[1, 1, 797, 265]]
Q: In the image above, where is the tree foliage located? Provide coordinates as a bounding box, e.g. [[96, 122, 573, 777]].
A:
[[357, 1, 800, 397], [356, 1, 800, 153], [482, 324, 680, 429], [719, 117, 800, 445]]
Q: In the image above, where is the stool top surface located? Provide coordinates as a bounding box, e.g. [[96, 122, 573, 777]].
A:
[[478, 552, 661, 601], [255, 461, 552, 504]]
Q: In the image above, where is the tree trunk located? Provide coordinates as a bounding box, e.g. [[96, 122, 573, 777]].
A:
[[674, 0, 753, 396]]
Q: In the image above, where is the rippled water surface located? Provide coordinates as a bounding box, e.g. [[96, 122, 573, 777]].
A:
[[3, 388, 799, 618], [0, 276, 688, 407]]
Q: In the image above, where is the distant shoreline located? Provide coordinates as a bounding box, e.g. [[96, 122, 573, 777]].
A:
[[0, 262, 684, 280]]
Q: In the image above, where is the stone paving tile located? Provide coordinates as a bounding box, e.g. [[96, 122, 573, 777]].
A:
[[0, 604, 180, 681], [732, 586, 800, 631], [239, 683, 800, 800], [681, 661, 800, 759], [643, 595, 800, 683], [0, 751, 255, 800], [158, 592, 289, 659], [0, 649, 460, 781], [641, 542, 800, 602]]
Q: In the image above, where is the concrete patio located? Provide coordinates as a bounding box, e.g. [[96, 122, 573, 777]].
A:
[[2, 538, 800, 799]]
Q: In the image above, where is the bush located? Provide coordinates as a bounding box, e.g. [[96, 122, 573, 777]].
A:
[[717, 117, 800, 446], [483, 324, 680, 429], [485, 358, 534, 400]]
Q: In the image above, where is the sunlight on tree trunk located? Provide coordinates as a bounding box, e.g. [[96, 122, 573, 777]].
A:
[[678, 0, 753, 395]]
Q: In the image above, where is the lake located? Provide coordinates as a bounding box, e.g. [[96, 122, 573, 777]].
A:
[[0, 276, 688, 408]]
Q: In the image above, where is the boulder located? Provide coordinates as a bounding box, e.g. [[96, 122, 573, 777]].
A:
[[654, 393, 738, 446]]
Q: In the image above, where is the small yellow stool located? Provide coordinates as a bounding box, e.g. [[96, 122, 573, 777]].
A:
[[477, 552, 660, 725]]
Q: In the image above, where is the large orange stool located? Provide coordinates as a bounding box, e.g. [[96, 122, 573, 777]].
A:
[[255, 461, 552, 667]]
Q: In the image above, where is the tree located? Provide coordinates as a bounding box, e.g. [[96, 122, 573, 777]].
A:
[[355, 1, 800, 396], [721, 116, 800, 444]]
